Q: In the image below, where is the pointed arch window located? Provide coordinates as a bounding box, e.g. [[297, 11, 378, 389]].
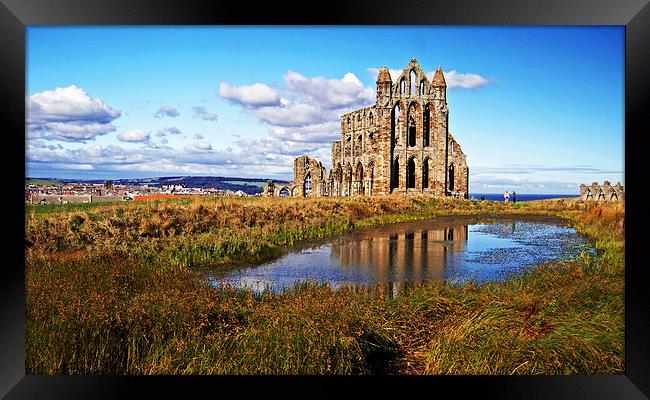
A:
[[448, 164, 455, 192], [391, 157, 400, 190], [409, 70, 416, 95], [355, 134, 362, 157], [407, 157, 416, 189], [408, 117, 416, 147], [408, 103, 417, 147], [392, 104, 402, 147], [304, 174, 312, 195], [400, 79, 406, 95], [422, 158, 429, 189], [423, 104, 430, 147]]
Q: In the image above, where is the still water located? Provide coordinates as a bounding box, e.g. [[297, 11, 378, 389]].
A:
[[209, 215, 593, 294]]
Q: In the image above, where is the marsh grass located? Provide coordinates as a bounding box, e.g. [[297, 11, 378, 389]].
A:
[[25, 196, 624, 374]]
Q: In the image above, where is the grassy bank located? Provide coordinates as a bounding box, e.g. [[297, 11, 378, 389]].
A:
[[25, 196, 624, 374]]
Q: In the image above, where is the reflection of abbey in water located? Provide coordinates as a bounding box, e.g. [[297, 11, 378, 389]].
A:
[[264, 58, 470, 199], [330, 223, 469, 284]]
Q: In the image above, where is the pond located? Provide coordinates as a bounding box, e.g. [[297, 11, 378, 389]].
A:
[[208, 215, 594, 295]]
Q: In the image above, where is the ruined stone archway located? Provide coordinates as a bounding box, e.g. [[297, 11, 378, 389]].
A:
[[279, 186, 290, 197], [304, 173, 312, 196], [407, 156, 417, 189], [343, 163, 353, 196], [448, 164, 455, 193], [422, 157, 430, 189], [354, 162, 364, 196], [407, 102, 419, 148], [423, 103, 431, 147], [391, 156, 400, 192], [391, 102, 403, 149], [366, 160, 375, 196], [409, 69, 417, 95], [333, 163, 343, 196]]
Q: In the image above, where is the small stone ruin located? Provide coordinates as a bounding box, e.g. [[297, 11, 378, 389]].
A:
[[579, 181, 624, 202]]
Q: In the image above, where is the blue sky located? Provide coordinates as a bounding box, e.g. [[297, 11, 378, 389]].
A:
[[25, 26, 624, 194]]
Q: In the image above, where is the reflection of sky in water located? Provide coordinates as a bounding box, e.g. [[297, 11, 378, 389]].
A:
[[213, 245, 364, 293], [209, 217, 594, 294]]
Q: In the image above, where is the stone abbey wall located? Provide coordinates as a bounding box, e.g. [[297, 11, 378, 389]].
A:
[[293, 155, 328, 197], [580, 181, 624, 202], [264, 58, 470, 198]]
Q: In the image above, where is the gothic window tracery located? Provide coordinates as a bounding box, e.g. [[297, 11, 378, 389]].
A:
[[410, 70, 416, 95], [304, 174, 312, 195], [423, 104, 430, 147], [423, 158, 429, 189], [392, 104, 402, 147], [407, 157, 416, 188]]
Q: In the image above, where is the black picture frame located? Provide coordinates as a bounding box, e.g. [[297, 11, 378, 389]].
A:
[[2, 0, 647, 398]]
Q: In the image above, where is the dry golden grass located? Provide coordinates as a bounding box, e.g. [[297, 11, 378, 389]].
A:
[[25, 196, 624, 374]]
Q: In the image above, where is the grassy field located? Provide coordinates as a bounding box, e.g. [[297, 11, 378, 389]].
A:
[[26, 179, 63, 186], [25, 196, 624, 374], [221, 180, 268, 188]]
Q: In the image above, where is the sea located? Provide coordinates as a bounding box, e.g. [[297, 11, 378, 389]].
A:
[[468, 193, 578, 202]]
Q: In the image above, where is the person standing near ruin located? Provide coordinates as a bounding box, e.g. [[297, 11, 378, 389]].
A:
[[504, 190, 509, 202], [512, 191, 517, 203]]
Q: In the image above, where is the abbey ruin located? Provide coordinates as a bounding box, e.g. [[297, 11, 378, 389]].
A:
[[265, 58, 469, 198], [579, 181, 624, 202]]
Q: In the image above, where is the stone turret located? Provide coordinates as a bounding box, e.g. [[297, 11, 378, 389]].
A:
[[433, 66, 446, 86], [432, 66, 446, 101], [376, 66, 392, 101]]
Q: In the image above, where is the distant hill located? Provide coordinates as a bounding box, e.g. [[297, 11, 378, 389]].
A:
[[26, 179, 63, 186], [27, 176, 290, 195]]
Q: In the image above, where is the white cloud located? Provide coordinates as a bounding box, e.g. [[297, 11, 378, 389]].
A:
[[219, 82, 280, 107], [269, 121, 340, 143], [191, 106, 218, 121], [427, 70, 489, 90], [283, 71, 374, 110], [117, 129, 150, 143], [27, 85, 121, 142], [30, 121, 118, 142], [220, 71, 373, 129], [28, 85, 120, 124], [213, 70, 381, 175], [158, 126, 182, 136], [184, 141, 213, 153], [26, 136, 321, 180], [153, 105, 179, 118], [444, 71, 489, 89], [251, 102, 327, 127]]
